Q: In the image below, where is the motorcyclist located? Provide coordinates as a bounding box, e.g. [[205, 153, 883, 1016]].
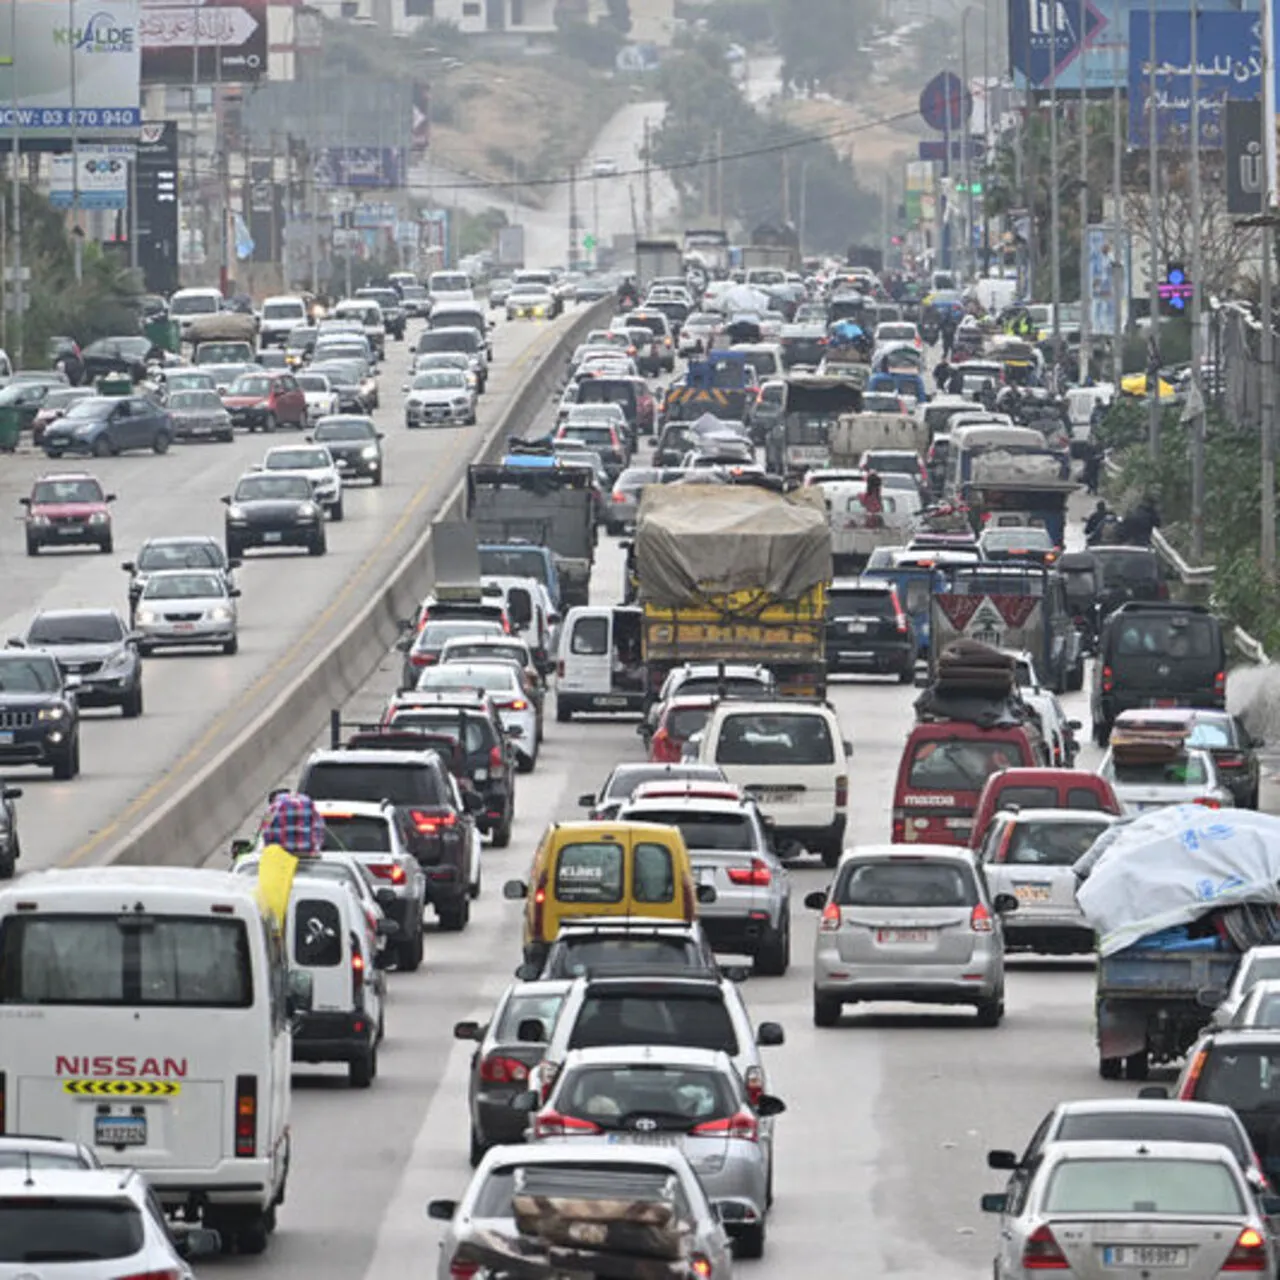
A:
[[1084, 500, 1110, 543], [616, 275, 639, 310]]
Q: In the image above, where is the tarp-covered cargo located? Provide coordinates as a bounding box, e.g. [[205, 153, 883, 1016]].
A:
[[829, 412, 928, 464], [970, 449, 1069, 485], [636, 484, 831, 606]]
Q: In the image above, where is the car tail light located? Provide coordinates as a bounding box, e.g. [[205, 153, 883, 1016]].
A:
[[612, 490, 627, 503], [368, 863, 407, 885], [489, 744, 504, 771], [890, 586, 909, 633], [690, 1255, 713, 1280], [448, 1258, 480, 1280], [819, 901, 841, 933], [502, 699, 528, 712], [234, 1075, 257, 1158], [557, 659, 565, 678], [742, 1065, 765, 1106], [1101, 665, 1114, 693], [727, 859, 772, 886], [970, 903, 994, 933], [836, 775, 848, 807], [1021, 1224, 1069, 1270], [114, 1270, 182, 1280], [1215, 670, 1226, 696], [1194, 797, 1222, 809], [892, 815, 906, 842], [1, 1070, 7, 1134], [533, 1109, 601, 1138], [479, 1055, 529, 1085], [1217, 753, 1247, 769], [410, 652, 436, 668], [1222, 1228, 1269, 1271], [532, 876, 547, 938], [692, 1110, 758, 1141], [650, 727, 680, 763], [351, 940, 365, 1004], [410, 809, 456, 834], [1180, 1047, 1208, 1098]]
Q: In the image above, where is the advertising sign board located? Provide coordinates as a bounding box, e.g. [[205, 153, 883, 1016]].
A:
[[138, 0, 266, 84], [49, 146, 132, 209]]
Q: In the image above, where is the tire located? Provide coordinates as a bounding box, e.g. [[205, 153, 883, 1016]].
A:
[[100, 536, 113, 554], [1099, 1056, 1123, 1080], [330, 497, 344, 523], [152, 430, 171, 454], [1067, 661, 1085, 693], [349, 1044, 376, 1089], [975, 997, 1004, 1027], [397, 927, 424, 973], [1249, 786, 1261, 810], [92, 434, 111, 457], [308, 534, 327, 556], [820, 842, 841, 869], [51, 738, 78, 781], [234, 1215, 270, 1256], [25, 536, 38, 557], [469, 1127, 487, 1168], [469, 864, 482, 901], [219, 431, 234, 443], [735, 1222, 766, 1261], [1092, 720, 1110, 747], [813, 994, 841, 1027], [0, 849, 15, 880], [556, 700, 572, 723], [223, 636, 239, 655], [516, 751, 535, 775], [226, 539, 242, 560], [491, 814, 512, 849], [754, 917, 790, 977], [436, 895, 470, 932], [1124, 1048, 1150, 1080], [121, 684, 143, 719], [263, 412, 277, 433], [373, 469, 383, 488], [898, 663, 915, 685]]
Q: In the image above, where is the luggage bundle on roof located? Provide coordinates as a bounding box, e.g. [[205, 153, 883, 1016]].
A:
[[914, 640, 1028, 728]]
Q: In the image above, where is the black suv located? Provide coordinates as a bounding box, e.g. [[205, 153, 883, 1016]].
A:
[[0, 651, 81, 779], [825, 579, 916, 682], [297, 745, 481, 930], [1091, 602, 1227, 744], [0, 779, 22, 877], [382, 692, 516, 847]]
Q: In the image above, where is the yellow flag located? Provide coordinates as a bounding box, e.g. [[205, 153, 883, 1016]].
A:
[[255, 842, 299, 932]]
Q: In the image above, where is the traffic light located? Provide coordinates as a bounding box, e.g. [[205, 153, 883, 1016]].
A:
[[1159, 262, 1193, 315]]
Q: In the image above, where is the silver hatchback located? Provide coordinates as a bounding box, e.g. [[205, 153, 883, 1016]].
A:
[[805, 843, 1017, 1027]]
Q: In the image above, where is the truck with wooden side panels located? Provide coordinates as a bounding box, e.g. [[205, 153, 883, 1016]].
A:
[[764, 374, 865, 476], [929, 563, 1083, 694], [635, 481, 832, 700]]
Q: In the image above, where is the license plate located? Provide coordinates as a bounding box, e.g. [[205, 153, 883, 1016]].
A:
[[57, 525, 83, 536], [757, 789, 800, 803], [336, 459, 351, 469], [262, 531, 283, 543], [1014, 883, 1052, 902], [876, 929, 935, 945], [1103, 1246, 1188, 1268], [192, 425, 210, 434], [173, 623, 195, 632], [847, 621, 869, 634], [693, 866, 717, 881], [593, 696, 628, 706], [606, 1133, 677, 1146], [94, 1116, 147, 1147], [1151, 697, 1178, 708], [0, 731, 12, 745]]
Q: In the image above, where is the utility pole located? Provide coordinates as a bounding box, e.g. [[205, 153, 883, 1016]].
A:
[[591, 172, 599, 270], [9, 0, 23, 367], [1111, 6, 1124, 388], [1147, 0, 1161, 453], [962, 8, 973, 282], [641, 119, 652, 238], [69, 0, 81, 283], [1189, 0, 1206, 560], [715, 128, 724, 232], [1261, 0, 1277, 574], [798, 159, 808, 257], [982, 0, 990, 275], [567, 162, 578, 269], [1049, 25, 1061, 362], [1077, 0, 1090, 385], [881, 170, 890, 272], [781, 147, 791, 225]]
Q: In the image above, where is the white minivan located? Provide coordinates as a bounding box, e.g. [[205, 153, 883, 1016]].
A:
[[696, 700, 850, 865], [258, 295, 310, 346], [555, 605, 645, 721], [0, 867, 306, 1254]]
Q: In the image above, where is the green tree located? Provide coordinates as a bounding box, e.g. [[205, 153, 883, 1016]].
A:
[[770, 0, 869, 96], [602, 0, 631, 35]]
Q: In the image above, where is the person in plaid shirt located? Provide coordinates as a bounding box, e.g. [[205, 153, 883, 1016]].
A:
[[259, 792, 326, 856]]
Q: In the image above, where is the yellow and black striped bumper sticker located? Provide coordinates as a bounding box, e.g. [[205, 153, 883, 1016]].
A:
[[63, 1079, 181, 1096]]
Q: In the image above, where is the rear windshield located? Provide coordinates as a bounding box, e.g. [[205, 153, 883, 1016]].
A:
[[1095, 551, 1160, 586], [1055, 1113, 1250, 1165], [555, 842, 624, 902], [475, 1163, 688, 1221], [418, 331, 477, 353], [569, 993, 738, 1053], [578, 381, 635, 406], [302, 762, 444, 806], [1002, 820, 1110, 865], [1112, 756, 1209, 786], [837, 859, 976, 907], [1197, 1045, 1280, 1111], [556, 1064, 734, 1130], [386, 712, 492, 754], [1043, 1158, 1242, 1215], [294, 898, 342, 967], [0, 1201, 144, 1261], [495, 989, 567, 1041], [667, 705, 713, 741], [322, 814, 391, 853], [677, 677, 768, 700], [715, 712, 834, 765], [1111, 616, 1220, 660], [632, 809, 753, 852], [547, 938, 703, 978], [829, 590, 893, 619], [908, 738, 1027, 790]]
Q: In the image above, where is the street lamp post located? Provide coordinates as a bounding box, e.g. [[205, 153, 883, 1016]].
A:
[[8, 0, 23, 366]]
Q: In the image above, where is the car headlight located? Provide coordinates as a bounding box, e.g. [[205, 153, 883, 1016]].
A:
[[88, 512, 109, 525], [74, 422, 97, 435], [37, 706, 66, 721], [30, 514, 50, 526], [453, 397, 470, 408], [136, 608, 158, 625], [209, 605, 234, 623], [361, 444, 378, 458], [101, 647, 133, 671], [297, 502, 319, 520], [227, 505, 246, 521]]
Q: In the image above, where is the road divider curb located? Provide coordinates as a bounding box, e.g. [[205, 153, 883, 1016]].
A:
[[103, 300, 610, 870]]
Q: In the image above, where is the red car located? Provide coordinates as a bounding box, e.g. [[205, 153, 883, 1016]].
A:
[[222, 370, 307, 433], [648, 694, 718, 763], [21, 471, 116, 555]]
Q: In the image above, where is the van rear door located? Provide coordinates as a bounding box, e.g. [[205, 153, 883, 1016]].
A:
[[560, 608, 614, 703], [1107, 610, 1225, 708]]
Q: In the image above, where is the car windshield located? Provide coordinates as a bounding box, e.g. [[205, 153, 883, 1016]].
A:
[[1055, 1113, 1250, 1166], [27, 614, 122, 644], [141, 573, 225, 600], [569, 993, 739, 1053], [169, 390, 222, 411], [1003, 820, 1110, 865], [984, 528, 1054, 550], [62, 399, 112, 422], [1042, 1157, 1243, 1215], [297, 376, 330, 392], [444, 643, 527, 666], [1196, 1045, 1280, 1112], [322, 814, 392, 854], [1239, 956, 1280, 993], [413, 373, 465, 389], [303, 762, 444, 806], [559, 426, 615, 447], [837, 859, 976, 907], [1095, 550, 1160, 586], [631, 809, 753, 851], [266, 449, 328, 470], [386, 712, 489, 754], [665, 705, 713, 741], [137, 541, 221, 570], [235, 475, 311, 502], [313, 363, 362, 386], [315, 418, 375, 441], [555, 1064, 735, 1131], [909, 738, 1025, 789], [0, 657, 60, 693], [0, 1200, 144, 1261], [230, 375, 272, 396], [45, 388, 94, 408], [714, 712, 834, 765], [1112, 755, 1209, 786], [0, 1149, 92, 1170]]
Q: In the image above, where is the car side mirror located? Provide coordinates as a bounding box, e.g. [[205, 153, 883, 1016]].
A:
[[105, 493, 117, 503], [375, 887, 397, 909], [174, 1227, 222, 1261], [756, 1021, 785, 1047], [842, 739, 853, 755], [286, 969, 314, 1016], [577, 792, 596, 808], [228, 587, 242, 598], [980, 1193, 1008, 1215], [505, 724, 525, 739], [696, 883, 717, 904], [992, 893, 1019, 914], [1253, 735, 1267, 748], [509, 1089, 538, 1112], [229, 836, 254, 860], [453, 1020, 482, 1041], [377, 432, 385, 440], [1138, 1085, 1170, 1099], [121, 560, 136, 572], [5, 637, 22, 648], [516, 1017, 546, 1044], [17, 496, 29, 506], [719, 964, 750, 983], [503, 880, 528, 900], [804, 890, 828, 911], [514, 961, 541, 981], [755, 1094, 786, 1118], [395, 635, 412, 652], [1, 785, 21, 800], [220, 495, 231, 505], [1196, 985, 1227, 1009], [426, 1199, 457, 1221], [987, 1149, 1018, 1171]]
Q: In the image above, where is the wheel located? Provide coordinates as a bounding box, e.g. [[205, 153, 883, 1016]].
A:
[[556, 700, 572, 723], [372, 469, 383, 487], [516, 751, 535, 775], [469, 864, 482, 900], [397, 927, 424, 973], [1099, 1056, 1123, 1080], [219, 431, 234, 443], [223, 636, 239, 655], [308, 535, 327, 556], [52, 741, 77, 780], [349, 1044, 376, 1088], [263, 412, 276, 433], [820, 842, 841, 869], [436, 895, 470, 932], [975, 997, 1004, 1027], [25, 536, 38, 556], [1066, 661, 1085, 692], [234, 1215, 270, 1256], [754, 916, 790, 977], [1124, 1048, 1150, 1080], [330, 497, 344, 523], [152, 430, 171, 454], [813, 994, 841, 1027], [735, 1222, 766, 1261], [1092, 720, 1110, 747], [469, 1127, 487, 1168], [226, 541, 242, 561], [898, 663, 915, 684], [121, 684, 143, 719], [100, 536, 113, 554], [491, 813, 512, 849], [92, 434, 111, 457], [1249, 786, 1261, 810]]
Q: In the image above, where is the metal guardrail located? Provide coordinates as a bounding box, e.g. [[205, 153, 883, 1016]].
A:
[[1150, 530, 1269, 664]]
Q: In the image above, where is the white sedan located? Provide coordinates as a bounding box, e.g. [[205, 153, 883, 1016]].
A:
[[296, 371, 340, 424], [259, 443, 344, 521], [404, 369, 476, 427]]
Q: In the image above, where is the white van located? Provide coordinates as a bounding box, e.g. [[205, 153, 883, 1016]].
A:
[[287, 874, 387, 1089], [168, 287, 223, 339], [0, 867, 303, 1254], [258, 295, 310, 346], [332, 300, 386, 360], [696, 700, 850, 864], [556, 605, 645, 721], [482, 573, 559, 673]]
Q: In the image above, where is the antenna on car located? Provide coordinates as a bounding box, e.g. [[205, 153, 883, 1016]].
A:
[[22, 1149, 33, 1188]]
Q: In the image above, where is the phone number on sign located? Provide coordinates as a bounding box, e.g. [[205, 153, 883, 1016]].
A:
[[0, 107, 140, 128]]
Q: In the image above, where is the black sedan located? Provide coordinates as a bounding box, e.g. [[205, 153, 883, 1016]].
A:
[[82, 335, 152, 383], [311, 415, 385, 486], [310, 359, 369, 414], [16, 608, 144, 718], [0, 779, 20, 877], [1190, 709, 1264, 809], [223, 471, 326, 558]]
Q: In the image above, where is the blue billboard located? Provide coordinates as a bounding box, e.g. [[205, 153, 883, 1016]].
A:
[[1127, 9, 1262, 146], [1008, 0, 1255, 93]]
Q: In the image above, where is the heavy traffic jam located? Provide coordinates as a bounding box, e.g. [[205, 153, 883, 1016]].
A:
[[0, 255, 1274, 1280]]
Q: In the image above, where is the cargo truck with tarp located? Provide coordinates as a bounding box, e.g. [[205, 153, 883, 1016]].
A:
[[764, 374, 865, 476], [635, 481, 832, 700], [829, 412, 929, 467]]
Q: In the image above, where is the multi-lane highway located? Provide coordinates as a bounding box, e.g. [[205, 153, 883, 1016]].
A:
[[0, 308, 588, 874]]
